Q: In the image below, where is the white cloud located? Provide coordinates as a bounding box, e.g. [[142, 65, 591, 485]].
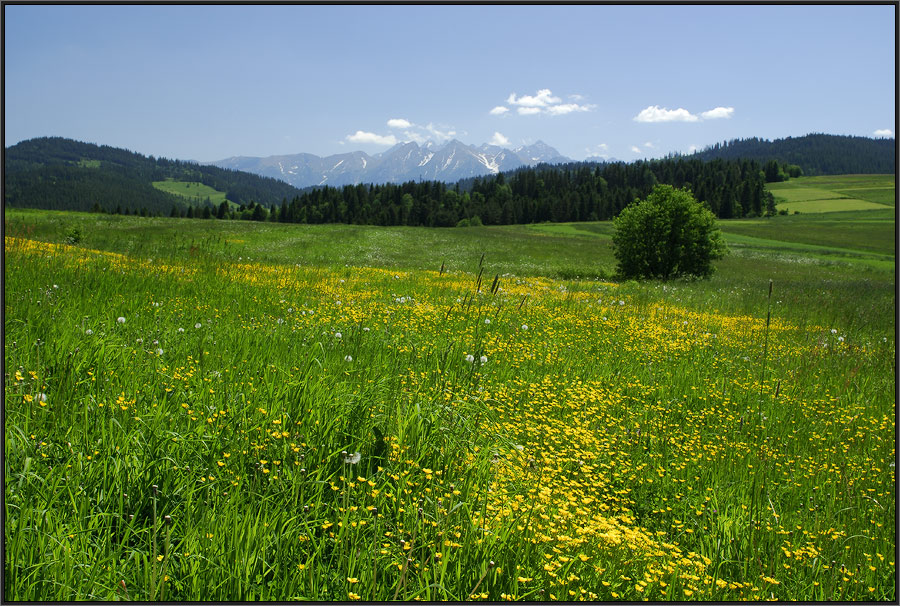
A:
[[874, 128, 894, 137], [345, 130, 398, 146], [402, 130, 428, 144], [489, 132, 510, 146], [585, 143, 610, 159], [424, 122, 457, 142], [631, 145, 643, 154], [500, 89, 593, 116], [387, 118, 412, 129], [634, 105, 699, 123], [508, 89, 561, 108], [643, 141, 655, 149], [546, 103, 591, 116], [688, 144, 700, 153], [700, 106, 735, 120], [635, 104, 736, 123]]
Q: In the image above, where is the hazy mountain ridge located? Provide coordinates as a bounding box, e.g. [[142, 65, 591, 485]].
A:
[[212, 139, 572, 188]]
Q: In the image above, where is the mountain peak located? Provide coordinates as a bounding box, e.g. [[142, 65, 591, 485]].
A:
[[212, 139, 571, 188]]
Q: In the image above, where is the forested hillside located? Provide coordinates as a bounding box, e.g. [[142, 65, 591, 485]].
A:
[[4, 137, 305, 214], [691, 133, 895, 175]]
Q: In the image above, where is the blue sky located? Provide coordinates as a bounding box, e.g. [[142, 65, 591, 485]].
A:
[[4, 4, 895, 162]]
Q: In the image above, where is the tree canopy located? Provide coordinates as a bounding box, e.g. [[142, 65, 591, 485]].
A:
[[612, 184, 726, 280]]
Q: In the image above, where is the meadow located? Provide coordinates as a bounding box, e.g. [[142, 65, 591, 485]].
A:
[[151, 179, 233, 209], [3, 179, 895, 601], [768, 174, 895, 213]]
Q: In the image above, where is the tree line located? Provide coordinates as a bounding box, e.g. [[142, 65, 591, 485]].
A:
[[208, 157, 776, 226]]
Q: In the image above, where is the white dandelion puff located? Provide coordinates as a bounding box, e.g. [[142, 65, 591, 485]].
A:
[[465, 354, 475, 363], [335, 332, 342, 339], [480, 355, 488, 364], [343, 451, 362, 465], [117, 317, 126, 324], [344, 355, 353, 362], [521, 324, 528, 331], [195, 323, 202, 329]]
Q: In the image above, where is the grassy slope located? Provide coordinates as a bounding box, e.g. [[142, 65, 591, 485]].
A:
[[768, 174, 895, 212], [151, 179, 236, 208], [4, 177, 895, 600]]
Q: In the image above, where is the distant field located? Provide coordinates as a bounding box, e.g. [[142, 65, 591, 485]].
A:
[[151, 179, 235, 208], [768, 174, 895, 212]]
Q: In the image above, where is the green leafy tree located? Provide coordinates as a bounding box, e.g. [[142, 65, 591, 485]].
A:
[[612, 184, 726, 280]]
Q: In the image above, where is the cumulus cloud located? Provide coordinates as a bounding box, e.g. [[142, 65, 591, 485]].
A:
[[585, 143, 610, 159], [346, 131, 398, 146], [643, 141, 655, 149], [497, 89, 594, 117], [508, 89, 561, 108], [688, 144, 700, 153], [387, 118, 412, 129], [634, 106, 699, 123], [635, 105, 735, 123], [546, 103, 591, 116], [631, 145, 643, 154], [874, 128, 894, 137], [424, 122, 457, 142], [489, 132, 510, 146], [701, 106, 735, 120]]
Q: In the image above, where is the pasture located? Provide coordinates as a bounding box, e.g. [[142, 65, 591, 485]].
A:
[[768, 174, 895, 213], [3, 191, 895, 601], [151, 179, 233, 208]]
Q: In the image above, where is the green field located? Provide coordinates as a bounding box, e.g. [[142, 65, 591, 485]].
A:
[[768, 174, 895, 212], [151, 179, 234, 208], [3, 178, 896, 601]]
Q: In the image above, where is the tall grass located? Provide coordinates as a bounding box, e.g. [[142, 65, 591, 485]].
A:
[[4, 210, 895, 601]]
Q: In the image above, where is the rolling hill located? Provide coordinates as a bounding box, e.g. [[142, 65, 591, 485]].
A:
[[4, 137, 306, 214]]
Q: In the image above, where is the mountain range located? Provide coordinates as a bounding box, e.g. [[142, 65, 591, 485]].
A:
[[212, 139, 571, 189]]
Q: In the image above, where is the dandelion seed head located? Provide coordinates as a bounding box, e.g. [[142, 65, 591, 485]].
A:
[[117, 317, 126, 324], [343, 451, 362, 465]]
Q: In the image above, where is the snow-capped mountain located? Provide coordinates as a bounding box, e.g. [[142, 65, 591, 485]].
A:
[[212, 140, 570, 188]]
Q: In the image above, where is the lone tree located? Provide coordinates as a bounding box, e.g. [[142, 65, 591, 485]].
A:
[[612, 184, 726, 280]]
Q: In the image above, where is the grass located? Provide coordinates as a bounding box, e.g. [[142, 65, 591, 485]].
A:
[[3, 191, 896, 601], [151, 179, 234, 208], [768, 174, 895, 212]]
